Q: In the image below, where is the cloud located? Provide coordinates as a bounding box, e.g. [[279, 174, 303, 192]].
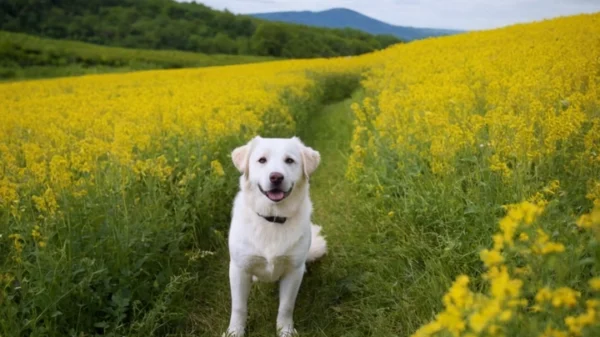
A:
[[180, 0, 600, 30]]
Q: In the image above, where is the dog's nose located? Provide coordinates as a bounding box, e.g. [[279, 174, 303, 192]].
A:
[[269, 172, 284, 185]]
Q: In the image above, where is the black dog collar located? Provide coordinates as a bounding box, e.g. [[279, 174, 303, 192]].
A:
[[258, 213, 287, 224]]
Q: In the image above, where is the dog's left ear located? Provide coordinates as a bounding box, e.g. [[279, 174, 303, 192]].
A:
[[295, 137, 320, 178]]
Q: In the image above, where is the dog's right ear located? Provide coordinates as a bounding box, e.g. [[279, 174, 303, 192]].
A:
[[231, 144, 249, 175], [231, 136, 259, 177]]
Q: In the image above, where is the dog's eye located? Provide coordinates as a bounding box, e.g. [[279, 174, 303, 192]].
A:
[[285, 158, 295, 164], [258, 157, 267, 164]]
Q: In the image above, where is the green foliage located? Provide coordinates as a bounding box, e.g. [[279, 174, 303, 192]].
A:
[[0, 31, 276, 80], [0, 0, 401, 58]]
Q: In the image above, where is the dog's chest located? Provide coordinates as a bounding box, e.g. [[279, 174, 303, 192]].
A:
[[232, 225, 308, 282]]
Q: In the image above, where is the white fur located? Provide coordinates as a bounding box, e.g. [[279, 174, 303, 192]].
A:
[[307, 224, 327, 263], [225, 136, 327, 337]]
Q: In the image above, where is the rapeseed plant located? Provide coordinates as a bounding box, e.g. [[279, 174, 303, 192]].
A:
[[347, 12, 600, 337], [348, 13, 600, 181], [0, 51, 377, 336]]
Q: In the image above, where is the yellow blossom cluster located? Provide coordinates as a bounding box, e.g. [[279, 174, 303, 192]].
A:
[[0, 60, 368, 190], [7, 233, 23, 263], [564, 299, 600, 336], [577, 205, 600, 240], [0, 50, 380, 267], [0, 50, 386, 334], [535, 287, 581, 310], [346, 14, 600, 335], [348, 13, 600, 179], [412, 190, 600, 337], [585, 181, 600, 208], [30, 225, 46, 248], [412, 201, 544, 337]]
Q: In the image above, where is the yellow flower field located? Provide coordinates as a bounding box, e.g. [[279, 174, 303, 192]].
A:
[[1, 10, 600, 337], [350, 13, 599, 179], [348, 12, 600, 337], [0, 51, 379, 335], [0, 54, 385, 217]]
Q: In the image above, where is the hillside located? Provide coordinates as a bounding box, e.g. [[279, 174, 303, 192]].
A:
[[0, 31, 276, 80], [251, 8, 463, 41], [0, 0, 401, 59]]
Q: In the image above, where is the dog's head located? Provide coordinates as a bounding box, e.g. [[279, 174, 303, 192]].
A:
[[231, 136, 320, 204]]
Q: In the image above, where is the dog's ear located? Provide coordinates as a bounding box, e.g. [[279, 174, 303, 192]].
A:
[[231, 144, 249, 174], [295, 137, 320, 178], [231, 136, 259, 177]]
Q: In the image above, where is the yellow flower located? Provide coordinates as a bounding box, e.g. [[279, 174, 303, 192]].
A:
[[589, 277, 600, 291], [536, 286, 580, 309], [551, 287, 580, 308], [8, 233, 24, 263], [498, 310, 512, 322], [8, 233, 23, 253], [492, 234, 504, 250], [499, 216, 518, 247], [535, 287, 553, 304], [31, 226, 41, 240], [531, 229, 565, 255], [586, 299, 600, 309], [565, 305, 598, 336], [210, 160, 225, 177], [577, 206, 600, 230], [480, 249, 505, 268], [31, 188, 59, 216], [540, 242, 565, 255]]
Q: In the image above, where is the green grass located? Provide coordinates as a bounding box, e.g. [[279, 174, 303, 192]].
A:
[[0, 31, 277, 80]]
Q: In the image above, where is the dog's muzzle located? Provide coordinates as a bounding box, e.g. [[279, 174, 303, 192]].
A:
[[258, 183, 293, 202]]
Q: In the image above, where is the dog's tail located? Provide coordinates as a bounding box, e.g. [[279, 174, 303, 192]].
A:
[[306, 224, 327, 263]]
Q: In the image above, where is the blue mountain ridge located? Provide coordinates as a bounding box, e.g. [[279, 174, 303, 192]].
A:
[[250, 8, 463, 41]]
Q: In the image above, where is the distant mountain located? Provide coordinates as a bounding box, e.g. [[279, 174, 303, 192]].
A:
[[251, 8, 463, 41]]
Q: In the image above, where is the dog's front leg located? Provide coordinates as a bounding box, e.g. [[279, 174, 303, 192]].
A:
[[276, 264, 305, 337], [226, 261, 252, 337]]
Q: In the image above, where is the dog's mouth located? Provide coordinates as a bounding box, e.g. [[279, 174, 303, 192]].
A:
[[258, 184, 293, 202]]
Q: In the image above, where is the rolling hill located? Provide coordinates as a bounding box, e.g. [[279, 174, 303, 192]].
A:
[[251, 8, 463, 41], [0, 0, 401, 59], [0, 31, 276, 80]]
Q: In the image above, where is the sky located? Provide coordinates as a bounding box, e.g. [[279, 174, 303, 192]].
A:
[[179, 0, 600, 30]]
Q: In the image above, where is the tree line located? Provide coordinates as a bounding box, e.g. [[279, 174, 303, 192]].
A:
[[0, 0, 401, 58]]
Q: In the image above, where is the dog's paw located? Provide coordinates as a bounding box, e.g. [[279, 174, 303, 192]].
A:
[[222, 327, 245, 337], [277, 327, 298, 337]]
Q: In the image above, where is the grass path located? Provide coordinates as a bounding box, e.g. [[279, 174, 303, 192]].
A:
[[190, 92, 441, 337]]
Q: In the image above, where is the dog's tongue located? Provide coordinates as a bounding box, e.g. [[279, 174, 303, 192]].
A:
[[267, 190, 285, 201]]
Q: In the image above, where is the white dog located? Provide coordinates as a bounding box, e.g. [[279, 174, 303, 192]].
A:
[[225, 136, 328, 337]]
